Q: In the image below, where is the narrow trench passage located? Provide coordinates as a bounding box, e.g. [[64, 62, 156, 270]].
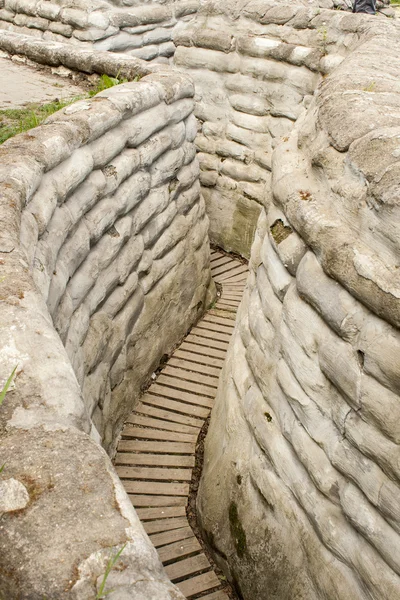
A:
[[114, 249, 248, 599]]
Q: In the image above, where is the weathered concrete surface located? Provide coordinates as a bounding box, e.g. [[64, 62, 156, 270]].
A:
[[173, 0, 394, 257], [0, 56, 85, 108], [0, 69, 212, 599], [197, 3, 400, 599]]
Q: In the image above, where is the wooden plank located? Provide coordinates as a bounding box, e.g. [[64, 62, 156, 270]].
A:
[[142, 394, 210, 419], [157, 373, 216, 397], [125, 414, 199, 435], [223, 292, 243, 299], [185, 334, 229, 352], [200, 591, 230, 600], [116, 453, 195, 468], [180, 341, 226, 360], [161, 366, 219, 389], [144, 516, 189, 535], [210, 255, 233, 268], [168, 356, 221, 378], [135, 402, 203, 428], [136, 506, 187, 520], [202, 314, 235, 328], [214, 303, 237, 313], [116, 466, 192, 482], [216, 298, 240, 307], [150, 384, 214, 409], [176, 571, 221, 597], [190, 326, 232, 343], [123, 480, 189, 496], [216, 264, 248, 280], [211, 262, 242, 277], [195, 322, 234, 338], [208, 309, 236, 321], [221, 273, 248, 284], [223, 283, 246, 289], [118, 439, 195, 454], [165, 554, 211, 581], [129, 494, 187, 507], [121, 426, 197, 444], [150, 526, 194, 548], [158, 536, 202, 563]]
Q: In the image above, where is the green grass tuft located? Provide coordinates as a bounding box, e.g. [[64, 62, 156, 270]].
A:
[[96, 544, 127, 599], [88, 73, 129, 97], [0, 71, 140, 145], [0, 365, 17, 407], [0, 98, 80, 144]]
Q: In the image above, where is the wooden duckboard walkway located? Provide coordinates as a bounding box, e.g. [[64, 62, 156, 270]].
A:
[[115, 250, 248, 599]]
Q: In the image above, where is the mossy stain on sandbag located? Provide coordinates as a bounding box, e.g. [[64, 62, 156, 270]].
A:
[[229, 501, 247, 558], [270, 219, 292, 244]]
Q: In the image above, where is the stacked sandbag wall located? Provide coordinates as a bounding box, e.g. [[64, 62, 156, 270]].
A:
[[0, 70, 212, 598], [0, 0, 199, 64], [196, 6, 400, 600], [173, 0, 368, 256]]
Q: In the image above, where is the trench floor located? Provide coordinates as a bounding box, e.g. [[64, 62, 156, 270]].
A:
[[115, 250, 248, 599]]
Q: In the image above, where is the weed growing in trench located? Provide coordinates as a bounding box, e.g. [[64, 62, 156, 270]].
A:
[[0, 365, 17, 407], [0, 365, 17, 474], [96, 544, 127, 599]]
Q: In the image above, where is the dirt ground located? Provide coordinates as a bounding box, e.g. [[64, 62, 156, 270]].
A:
[[0, 57, 85, 109]]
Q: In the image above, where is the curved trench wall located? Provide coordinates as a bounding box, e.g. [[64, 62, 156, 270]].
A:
[[197, 7, 400, 600], [173, 0, 379, 257], [0, 64, 212, 598], [0, 0, 198, 64]]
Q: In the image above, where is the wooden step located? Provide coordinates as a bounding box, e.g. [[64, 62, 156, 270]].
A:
[[158, 536, 202, 563], [149, 384, 214, 409], [160, 365, 219, 389], [142, 393, 210, 419], [144, 517, 190, 535], [190, 326, 232, 343], [136, 506, 187, 520], [173, 349, 225, 369], [156, 373, 216, 398], [128, 495, 187, 507], [201, 591, 230, 600], [124, 480, 189, 496], [202, 314, 235, 328], [168, 356, 221, 378], [116, 466, 192, 482], [177, 571, 221, 597], [165, 553, 211, 581], [118, 440, 196, 455], [185, 334, 229, 352], [211, 262, 242, 277], [180, 341, 226, 360], [216, 264, 248, 280], [121, 426, 198, 444], [124, 414, 199, 435], [135, 402, 204, 429], [116, 453, 195, 468], [208, 309, 236, 321], [150, 526, 194, 548]]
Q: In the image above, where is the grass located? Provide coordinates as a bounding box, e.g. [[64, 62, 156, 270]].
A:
[[0, 72, 138, 145], [0, 99, 80, 144], [0, 365, 17, 407], [96, 544, 126, 599], [0, 365, 17, 474]]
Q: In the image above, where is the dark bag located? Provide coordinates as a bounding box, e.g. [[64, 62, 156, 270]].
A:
[[352, 0, 376, 13]]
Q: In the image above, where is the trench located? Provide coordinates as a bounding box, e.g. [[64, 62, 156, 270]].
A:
[[114, 250, 248, 599]]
